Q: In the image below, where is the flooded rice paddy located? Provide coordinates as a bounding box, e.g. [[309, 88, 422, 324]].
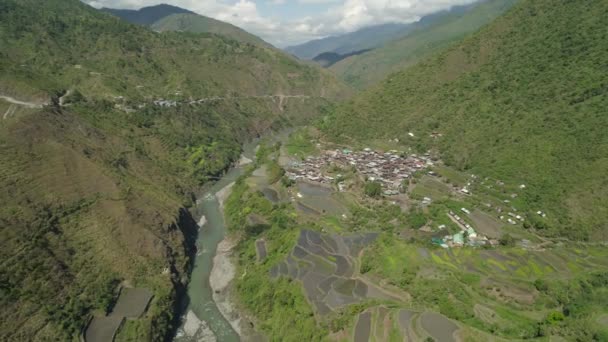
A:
[[420, 312, 459, 342], [296, 182, 348, 216], [255, 239, 267, 261], [352, 307, 460, 342], [269, 229, 403, 315], [85, 288, 153, 342], [353, 311, 371, 342], [85, 315, 123, 342]]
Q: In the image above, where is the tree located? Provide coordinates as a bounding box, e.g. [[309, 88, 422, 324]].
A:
[[534, 279, 549, 292], [281, 176, 295, 187], [499, 233, 516, 246], [364, 181, 382, 198]]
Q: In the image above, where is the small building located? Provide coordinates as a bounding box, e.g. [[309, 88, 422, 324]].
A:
[[432, 237, 444, 245], [467, 227, 477, 238], [453, 233, 465, 246]]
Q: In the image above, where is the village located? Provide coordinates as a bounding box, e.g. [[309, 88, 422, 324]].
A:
[[285, 148, 435, 196], [283, 147, 509, 249]]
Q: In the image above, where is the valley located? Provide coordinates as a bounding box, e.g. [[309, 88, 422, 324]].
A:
[[1, 0, 606, 341]]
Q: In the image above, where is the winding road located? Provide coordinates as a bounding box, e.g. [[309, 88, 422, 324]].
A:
[[0, 95, 45, 108], [1, 95, 46, 120]]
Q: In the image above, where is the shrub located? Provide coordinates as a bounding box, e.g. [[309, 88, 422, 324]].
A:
[[364, 181, 382, 198]]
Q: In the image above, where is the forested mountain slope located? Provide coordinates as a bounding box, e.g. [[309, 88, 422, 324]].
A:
[[331, 0, 516, 89], [322, 0, 608, 240], [0, 0, 346, 340], [151, 12, 270, 47], [101, 4, 194, 25]]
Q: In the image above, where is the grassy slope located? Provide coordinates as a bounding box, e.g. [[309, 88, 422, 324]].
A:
[[322, 0, 608, 240], [151, 13, 271, 47], [0, 0, 347, 340], [331, 0, 517, 89]]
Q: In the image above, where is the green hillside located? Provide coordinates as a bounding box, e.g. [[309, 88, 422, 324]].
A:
[[0, 0, 346, 340], [101, 4, 194, 26], [1, 0, 345, 102], [331, 0, 516, 89], [151, 13, 270, 47], [322, 0, 608, 240]]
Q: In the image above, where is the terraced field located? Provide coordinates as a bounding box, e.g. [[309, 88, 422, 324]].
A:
[[233, 137, 608, 341], [361, 237, 608, 339], [85, 288, 153, 342], [352, 306, 461, 342], [270, 229, 403, 315]]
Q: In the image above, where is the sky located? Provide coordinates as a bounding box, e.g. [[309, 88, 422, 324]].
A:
[[83, 0, 480, 47]]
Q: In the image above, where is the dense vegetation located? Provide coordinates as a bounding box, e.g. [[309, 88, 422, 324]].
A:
[[0, 0, 346, 102], [322, 0, 608, 240], [331, 0, 517, 89], [0, 0, 346, 340]]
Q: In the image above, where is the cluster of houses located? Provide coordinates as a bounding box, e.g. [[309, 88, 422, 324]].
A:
[[501, 212, 525, 225], [153, 99, 178, 107], [433, 210, 498, 248], [285, 148, 435, 195]]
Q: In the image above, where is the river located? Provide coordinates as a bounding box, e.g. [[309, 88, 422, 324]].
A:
[[174, 140, 258, 342]]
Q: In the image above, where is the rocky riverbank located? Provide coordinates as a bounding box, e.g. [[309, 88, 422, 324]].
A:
[[210, 237, 242, 335], [209, 182, 245, 338]]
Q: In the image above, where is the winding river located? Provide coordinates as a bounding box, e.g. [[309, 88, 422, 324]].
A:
[[174, 140, 258, 342]]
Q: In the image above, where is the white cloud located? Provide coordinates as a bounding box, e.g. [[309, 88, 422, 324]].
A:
[[83, 0, 480, 47]]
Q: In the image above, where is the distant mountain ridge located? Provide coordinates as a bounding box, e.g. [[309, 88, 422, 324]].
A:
[[284, 1, 487, 61], [102, 3, 269, 46], [151, 13, 270, 47], [331, 0, 516, 89], [101, 3, 193, 25]]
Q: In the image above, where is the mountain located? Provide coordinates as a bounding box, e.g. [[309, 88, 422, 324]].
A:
[[285, 23, 409, 60], [101, 3, 194, 25], [311, 49, 371, 68], [102, 4, 270, 47], [284, 1, 492, 61], [322, 0, 608, 240], [0, 0, 346, 341], [331, 0, 517, 89], [151, 13, 270, 47]]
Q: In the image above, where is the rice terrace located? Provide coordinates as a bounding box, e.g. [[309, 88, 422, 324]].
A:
[[225, 127, 608, 341]]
